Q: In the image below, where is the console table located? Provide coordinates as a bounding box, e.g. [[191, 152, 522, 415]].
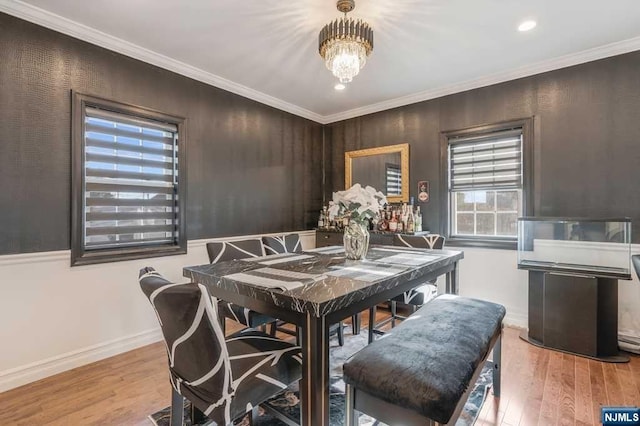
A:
[[316, 229, 429, 248]]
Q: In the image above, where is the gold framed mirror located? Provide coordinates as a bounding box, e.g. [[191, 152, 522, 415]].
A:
[[345, 143, 409, 203]]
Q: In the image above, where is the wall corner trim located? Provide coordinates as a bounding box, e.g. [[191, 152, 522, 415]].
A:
[[0, 328, 162, 393], [2, 0, 640, 124], [0, 0, 324, 124], [321, 36, 640, 123]]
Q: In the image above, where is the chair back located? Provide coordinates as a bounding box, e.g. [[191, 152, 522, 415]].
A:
[[138, 267, 234, 421], [206, 238, 264, 264], [262, 233, 302, 255], [394, 234, 445, 250], [633, 255, 640, 280]]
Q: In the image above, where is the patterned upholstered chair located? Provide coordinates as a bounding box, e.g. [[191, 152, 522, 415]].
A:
[[206, 239, 278, 335], [371, 234, 445, 336], [262, 233, 302, 255], [139, 267, 302, 426], [262, 233, 354, 346]]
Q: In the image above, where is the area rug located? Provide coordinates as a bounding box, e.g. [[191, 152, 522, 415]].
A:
[[149, 330, 493, 426]]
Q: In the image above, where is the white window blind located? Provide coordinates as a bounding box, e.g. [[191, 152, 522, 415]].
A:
[[386, 163, 402, 195], [449, 128, 523, 191], [83, 107, 179, 250]]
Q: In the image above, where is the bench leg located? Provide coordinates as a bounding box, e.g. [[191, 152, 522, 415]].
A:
[[493, 334, 502, 398], [345, 383, 356, 426]]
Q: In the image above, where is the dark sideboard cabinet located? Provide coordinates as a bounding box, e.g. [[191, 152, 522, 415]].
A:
[[316, 229, 429, 248]]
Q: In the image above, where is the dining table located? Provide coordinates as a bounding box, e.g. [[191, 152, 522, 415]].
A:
[[184, 244, 464, 426]]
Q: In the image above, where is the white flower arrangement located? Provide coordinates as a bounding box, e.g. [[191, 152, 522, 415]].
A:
[[328, 184, 388, 224]]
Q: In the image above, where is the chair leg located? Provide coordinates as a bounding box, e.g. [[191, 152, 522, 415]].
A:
[[337, 321, 345, 346], [217, 307, 226, 336], [190, 403, 206, 425], [352, 313, 361, 335], [390, 300, 397, 328], [493, 334, 502, 397], [345, 383, 356, 426], [269, 321, 277, 337], [368, 306, 377, 344], [248, 405, 260, 425], [170, 387, 184, 426], [296, 326, 302, 347]]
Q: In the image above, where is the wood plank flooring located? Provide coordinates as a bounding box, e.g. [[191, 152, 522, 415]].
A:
[[1, 312, 639, 425]]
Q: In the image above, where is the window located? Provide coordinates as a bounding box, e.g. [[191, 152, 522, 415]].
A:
[[72, 93, 186, 265], [442, 119, 532, 249]]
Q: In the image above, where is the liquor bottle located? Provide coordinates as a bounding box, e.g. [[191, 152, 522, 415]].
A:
[[322, 206, 329, 229], [406, 207, 415, 233], [378, 209, 388, 232], [389, 210, 398, 232], [318, 209, 325, 229], [402, 203, 409, 232], [415, 206, 422, 231]]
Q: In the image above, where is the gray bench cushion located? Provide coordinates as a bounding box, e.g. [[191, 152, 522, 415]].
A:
[[343, 295, 505, 424]]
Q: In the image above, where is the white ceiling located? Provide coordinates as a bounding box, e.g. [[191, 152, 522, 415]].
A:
[[3, 0, 640, 123]]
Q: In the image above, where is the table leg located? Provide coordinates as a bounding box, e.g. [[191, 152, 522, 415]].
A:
[[445, 261, 459, 294], [300, 312, 330, 426], [368, 306, 377, 344]]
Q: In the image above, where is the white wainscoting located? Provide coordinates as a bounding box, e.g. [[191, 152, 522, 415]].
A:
[[0, 230, 315, 393], [455, 245, 640, 344], [0, 232, 638, 393]]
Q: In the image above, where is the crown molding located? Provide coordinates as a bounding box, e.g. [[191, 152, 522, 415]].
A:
[[322, 35, 640, 124], [0, 0, 325, 124], [2, 0, 640, 125]]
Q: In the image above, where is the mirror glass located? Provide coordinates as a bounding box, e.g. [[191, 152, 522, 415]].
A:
[[351, 152, 402, 196], [345, 143, 409, 203]]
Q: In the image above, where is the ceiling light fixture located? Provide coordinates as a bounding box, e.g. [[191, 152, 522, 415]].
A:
[[319, 0, 373, 84], [518, 20, 537, 32], [334, 83, 346, 91]]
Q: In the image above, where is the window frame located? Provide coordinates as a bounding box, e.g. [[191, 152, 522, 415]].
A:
[[71, 92, 187, 266], [439, 118, 533, 250]]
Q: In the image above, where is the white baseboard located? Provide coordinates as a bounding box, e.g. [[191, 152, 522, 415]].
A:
[[503, 308, 528, 329], [0, 328, 162, 393]]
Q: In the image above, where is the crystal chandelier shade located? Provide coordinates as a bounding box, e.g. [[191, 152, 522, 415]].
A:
[[318, 1, 373, 84]]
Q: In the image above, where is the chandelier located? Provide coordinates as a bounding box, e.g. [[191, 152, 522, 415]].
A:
[[318, 0, 373, 84]]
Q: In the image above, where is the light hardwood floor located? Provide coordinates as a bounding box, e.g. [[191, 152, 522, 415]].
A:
[[1, 313, 639, 426]]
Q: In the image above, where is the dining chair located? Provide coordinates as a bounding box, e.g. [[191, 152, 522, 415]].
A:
[[262, 233, 353, 346], [262, 233, 302, 255], [206, 239, 278, 336], [371, 234, 445, 336], [139, 267, 302, 426]]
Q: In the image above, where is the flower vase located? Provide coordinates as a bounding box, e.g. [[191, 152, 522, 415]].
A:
[[343, 220, 370, 260]]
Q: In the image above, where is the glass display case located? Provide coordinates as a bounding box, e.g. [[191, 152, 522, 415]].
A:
[[517, 217, 632, 279], [518, 217, 632, 362]]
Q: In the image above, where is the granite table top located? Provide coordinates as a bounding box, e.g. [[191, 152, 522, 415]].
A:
[[184, 245, 464, 318]]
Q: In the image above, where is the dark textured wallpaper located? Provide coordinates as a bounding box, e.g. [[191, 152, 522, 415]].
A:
[[2, 11, 640, 254], [326, 51, 640, 243], [0, 13, 323, 255]]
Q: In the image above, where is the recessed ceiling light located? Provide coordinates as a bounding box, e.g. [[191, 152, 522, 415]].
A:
[[334, 83, 346, 91], [518, 20, 537, 32]]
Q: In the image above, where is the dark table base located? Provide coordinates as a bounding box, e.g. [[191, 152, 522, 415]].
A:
[[519, 330, 629, 363]]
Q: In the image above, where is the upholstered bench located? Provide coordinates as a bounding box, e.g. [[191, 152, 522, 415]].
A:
[[343, 295, 505, 426]]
